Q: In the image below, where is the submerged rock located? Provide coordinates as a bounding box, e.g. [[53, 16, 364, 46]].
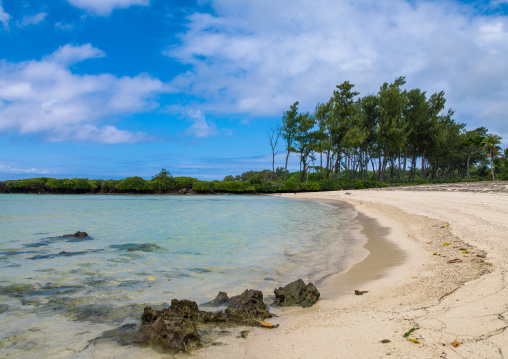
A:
[[273, 279, 320, 308], [64, 231, 88, 238], [110, 243, 162, 252]]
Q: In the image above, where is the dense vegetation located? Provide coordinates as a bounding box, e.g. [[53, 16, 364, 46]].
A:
[[1, 77, 506, 195], [272, 77, 506, 184]]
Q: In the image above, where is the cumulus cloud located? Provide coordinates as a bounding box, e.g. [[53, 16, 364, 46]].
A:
[[66, 0, 150, 16], [185, 109, 218, 138], [0, 1, 10, 29], [166, 0, 508, 139], [0, 44, 166, 143], [46, 43, 105, 65], [19, 12, 47, 27]]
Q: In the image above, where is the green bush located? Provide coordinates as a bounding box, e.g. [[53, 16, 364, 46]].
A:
[[174, 177, 197, 190], [318, 178, 340, 191], [117, 176, 148, 192], [192, 180, 213, 192], [299, 181, 321, 191], [282, 177, 300, 191]]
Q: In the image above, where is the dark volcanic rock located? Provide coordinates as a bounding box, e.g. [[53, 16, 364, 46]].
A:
[[273, 279, 320, 308], [64, 231, 88, 238], [133, 291, 274, 352], [226, 289, 272, 321], [133, 305, 201, 352], [212, 291, 230, 306]]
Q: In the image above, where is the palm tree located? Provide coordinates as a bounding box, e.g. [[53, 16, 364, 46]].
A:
[[482, 134, 502, 181]]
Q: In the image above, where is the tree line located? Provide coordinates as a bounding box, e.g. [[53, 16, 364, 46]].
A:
[[270, 76, 506, 183]]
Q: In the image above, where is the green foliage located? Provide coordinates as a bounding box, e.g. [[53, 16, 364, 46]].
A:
[[150, 168, 175, 193], [117, 176, 148, 192], [103, 179, 119, 190], [299, 181, 321, 191], [282, 176, 300, 191], [174, 177, 197, 189], [192, 180, 214, 192]]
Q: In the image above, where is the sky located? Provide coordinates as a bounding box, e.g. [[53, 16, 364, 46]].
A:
[[0, 0, 507, 180]]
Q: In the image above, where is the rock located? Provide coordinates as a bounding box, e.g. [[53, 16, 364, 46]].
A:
[[178, 188, 188, 194], [210, 291, 230, 306], [134, 291, 274, 352], [226, 289, 272, 321], [273, 279, 320, 308], [133, 302, 202, 352], [64, 231, 88, 238]]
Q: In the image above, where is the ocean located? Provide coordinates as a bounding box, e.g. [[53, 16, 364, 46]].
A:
[[0, 194, 367, 358]]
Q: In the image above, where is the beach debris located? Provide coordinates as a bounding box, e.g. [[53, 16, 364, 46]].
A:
[[258, 321, 279, 328], [476, 254, 486, 258], [408, 338, 420, 344], [133, 290, 274, 352], [147, 277, 155, 281], [452, 338, 460, 347], [462, 250, 468, 254], [240, 330, 250, 338], [64, 231, 88, 238], [380, 339, 391, 344], [443, 242, 450, 246], [403, 327, 418, 338], [447, 258, 462, 263], [273, 279, 320, 308], [354, 290, 369, 295]]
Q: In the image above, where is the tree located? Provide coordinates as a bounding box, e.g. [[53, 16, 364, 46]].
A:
[[329, 81, 360, 178], [151, 168, 174, 193], [482, 134, 502, 181], [461, 127, 487, 179], [281, 102, 300, 183], [376, 77, 408, 182], [267, 125, 281, 180]]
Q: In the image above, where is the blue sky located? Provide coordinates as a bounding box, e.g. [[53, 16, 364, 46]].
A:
[[0, 0, 507, 180]]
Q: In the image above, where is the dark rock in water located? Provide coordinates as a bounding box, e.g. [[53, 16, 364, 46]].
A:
[[133, 302, 202, 352], [110, 243, 162, 252], [64, 231, 88, 238], [133, 291, 274, 352], [273, 279, 320, 308], [211, 291, 230, 306]]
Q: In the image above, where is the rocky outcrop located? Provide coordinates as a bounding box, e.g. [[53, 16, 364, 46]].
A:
[[63, 231, 88, 238], [133, 290, 273, 352], [273, 279, 320, 308]]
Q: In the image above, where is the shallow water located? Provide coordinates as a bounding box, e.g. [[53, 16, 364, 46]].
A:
[[0, 194, 366, 358]]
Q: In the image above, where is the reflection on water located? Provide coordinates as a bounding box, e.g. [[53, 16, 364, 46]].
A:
[[0, 194, 365, 358]]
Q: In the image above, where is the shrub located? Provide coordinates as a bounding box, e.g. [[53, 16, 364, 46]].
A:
[[299, 181, 321, 191], [192, 180, 213, 192], [117, 176, 148, 192]]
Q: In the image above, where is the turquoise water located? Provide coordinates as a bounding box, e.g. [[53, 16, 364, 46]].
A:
[[0, 194, 366, 358]]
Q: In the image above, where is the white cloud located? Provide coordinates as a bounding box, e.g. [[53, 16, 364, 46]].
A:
[[19, 12, 47, 27], [185, 109, 218, 138], [0, 1, 10, 29], [66, 0, 150, 16], [0, 44, 166, 143], [0, 163, 49, 174], [46, 43, 105, 65], [166, 0, 508, 140]]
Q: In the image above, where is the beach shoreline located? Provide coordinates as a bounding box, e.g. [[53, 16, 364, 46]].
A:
[[192, 182, 507, 358]]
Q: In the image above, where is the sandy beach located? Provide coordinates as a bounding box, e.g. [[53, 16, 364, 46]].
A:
[[192, 181, 508, 359]]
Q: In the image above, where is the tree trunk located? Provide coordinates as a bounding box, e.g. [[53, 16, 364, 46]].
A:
[[283, 150, 290, 183]]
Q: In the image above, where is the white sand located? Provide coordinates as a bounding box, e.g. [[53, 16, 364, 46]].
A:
[[193, 182, 508, 358]]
